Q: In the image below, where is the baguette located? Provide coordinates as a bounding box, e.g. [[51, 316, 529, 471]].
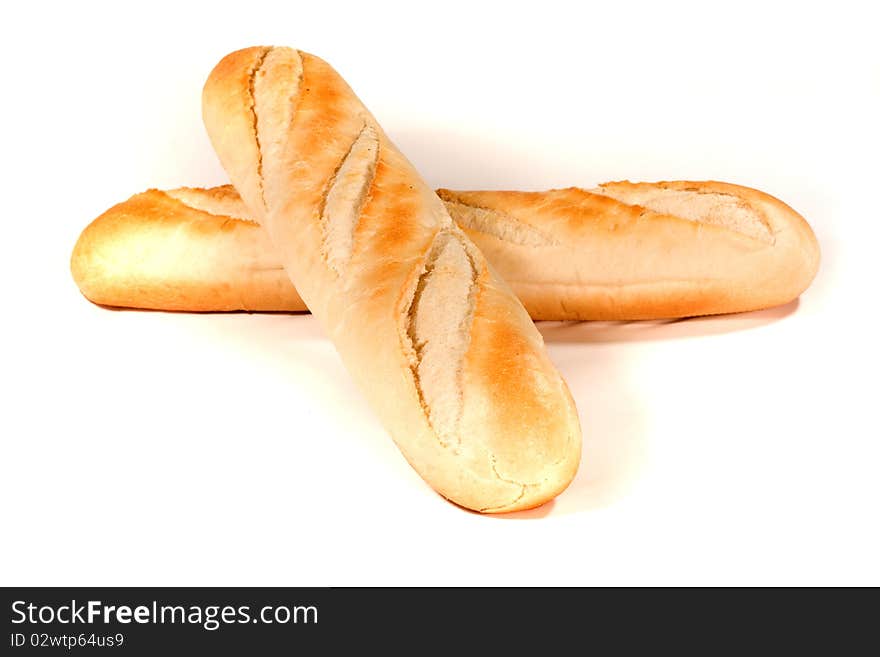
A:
[[72, 180, 819, 318], [200, 46, 581, 512]]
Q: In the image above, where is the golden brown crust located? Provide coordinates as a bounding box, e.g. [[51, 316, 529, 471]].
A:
[[200, 46, 581, 512], [72, 179, 819, 319]]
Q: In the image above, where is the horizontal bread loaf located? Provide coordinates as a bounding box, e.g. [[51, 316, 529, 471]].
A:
[[444, 180, 820, 319], [72, 180, 820, 318], [199, 46, 581, 512]]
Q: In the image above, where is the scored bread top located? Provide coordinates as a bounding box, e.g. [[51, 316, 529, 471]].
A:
[[593, 181, 774, 242]]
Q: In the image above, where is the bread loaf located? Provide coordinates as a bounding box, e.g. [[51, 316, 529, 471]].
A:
[[72, 180, 819, 318], [200, 46, 581, 512]]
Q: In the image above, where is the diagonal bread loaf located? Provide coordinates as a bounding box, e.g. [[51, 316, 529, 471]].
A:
[[71, 180, 819, 318], [200, 46, 581, 512]]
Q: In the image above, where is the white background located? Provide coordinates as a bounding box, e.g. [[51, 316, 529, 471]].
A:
[[1, 1, 877, 585]]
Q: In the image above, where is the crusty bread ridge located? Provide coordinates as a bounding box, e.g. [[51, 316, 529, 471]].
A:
[[200, 46, 581, 512], [72, 179, 819, 318]]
